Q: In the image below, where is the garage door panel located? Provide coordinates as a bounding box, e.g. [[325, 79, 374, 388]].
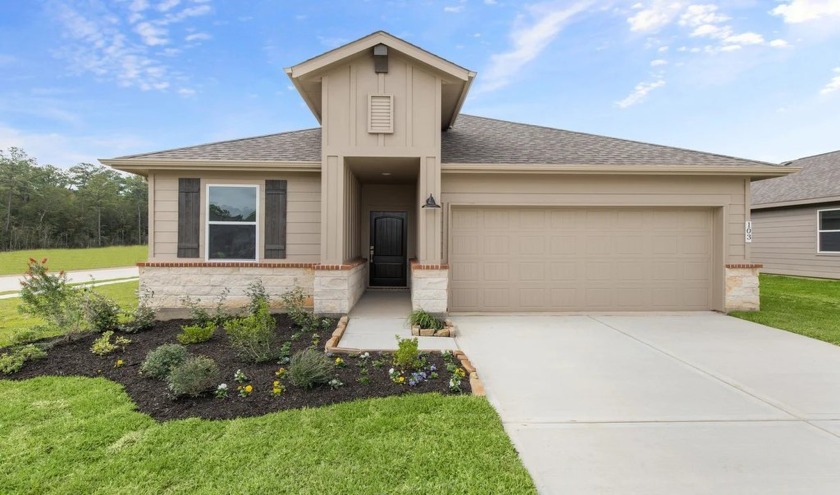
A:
[[450, 207, 713, 312]]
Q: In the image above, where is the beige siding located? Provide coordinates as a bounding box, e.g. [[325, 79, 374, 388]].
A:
[[150, 170, 321, 262], [442, 174, 748, 265], [751, 204, 840, 279]]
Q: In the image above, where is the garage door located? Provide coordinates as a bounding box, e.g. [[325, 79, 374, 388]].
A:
[[449, 207, 713, 312]]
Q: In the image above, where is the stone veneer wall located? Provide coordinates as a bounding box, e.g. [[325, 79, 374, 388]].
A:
[[410, 260, 449, 314], [725, 264, 761, 312], [138, 262, 315, 311], [313, 259, 367, 316]]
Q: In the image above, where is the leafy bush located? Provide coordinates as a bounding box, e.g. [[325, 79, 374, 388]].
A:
[[224, 299, 275, 363], [287, 348, 334, 389], [0, 344, 46, 374], [177, 322, 215, 344], [90, 331, 131, 356], [140, 343, 188, 380], [407, 309, 445, 330], [245, 279, 270, 315], [280, 288, 333, 333], [181, 288, 230, 327], [81, 289, 121, 332], [167, 355, 220, 397], [18, 258, 86, 339], [392, 336, 421, 372]]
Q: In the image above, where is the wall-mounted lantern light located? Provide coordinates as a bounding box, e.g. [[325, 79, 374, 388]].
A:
[[422, 194, 441, 209], [373, 44, 388, 73]]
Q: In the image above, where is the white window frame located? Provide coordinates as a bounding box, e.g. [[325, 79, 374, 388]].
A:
[[205, 184, 260, 262], [817, 207, 840, 254]]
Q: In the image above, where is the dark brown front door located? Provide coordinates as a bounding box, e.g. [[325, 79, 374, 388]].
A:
[[369, 211, 407, 287]]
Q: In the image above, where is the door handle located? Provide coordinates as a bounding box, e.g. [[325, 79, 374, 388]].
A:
[[369, 246, 374, 259]]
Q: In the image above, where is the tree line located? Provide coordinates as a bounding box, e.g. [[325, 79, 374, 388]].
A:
[[0, 147, 148, 251]]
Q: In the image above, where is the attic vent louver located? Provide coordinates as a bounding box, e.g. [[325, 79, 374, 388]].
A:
[[368, 94, 394, 134]]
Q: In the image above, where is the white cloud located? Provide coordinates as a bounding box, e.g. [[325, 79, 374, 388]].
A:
[[678, 4, 728, 27], [650, 58, 668, 66], [185, 32, 211, 42], [444, 5, 465, 13], [821, 67, 840, 95], [690, 23, 730, 38], [157, 0, 181, 12], [616, 78, 666, 108], [484, 0, 498, 4], [135, 21, 168, 45], [723, 32, 764, 46], [177, 87, 196, 97], [481, 1, 592, 91], [658, 45, 669, 52], [627, 1, 684, 33], [772, 0, 840, 23], [769, 39, 790, 48]]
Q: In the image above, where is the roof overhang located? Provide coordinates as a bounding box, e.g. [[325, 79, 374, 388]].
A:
[[284, 31, 475, 130], [100, 159, 321, 177], [752, 195, 840, 210], [442, 163, 800, 177]]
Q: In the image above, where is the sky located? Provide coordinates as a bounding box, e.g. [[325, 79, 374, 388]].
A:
[[1, 0, 839, 168]]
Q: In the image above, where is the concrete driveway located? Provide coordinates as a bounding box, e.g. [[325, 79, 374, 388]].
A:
[[453, 313, 840, 494]]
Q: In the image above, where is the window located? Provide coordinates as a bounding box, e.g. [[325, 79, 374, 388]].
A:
[[207, 185, 258, 260], [818, 208, 840, 253]]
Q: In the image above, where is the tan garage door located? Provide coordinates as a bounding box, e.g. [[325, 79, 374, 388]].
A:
[[449, 207, 713, 312]]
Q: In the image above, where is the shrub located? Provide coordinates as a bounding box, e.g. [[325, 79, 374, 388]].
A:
[[224, 299, 275, 363], [280, 288, 333, 333], [407, 309, 445, 330], [287, 348, 333, 389], [81, 289, 121, 332], [18, 258, 86, 339], [245, 279, 270, 315], [181, 288, 230, 327], [167, 356, 220, 397], [120, 304, 155, 333], [90, 331, 131, 356], [392, 336, 421, 372], [177, 322, 216, 344], [0, 344, 46, 374], [140, 343, 188, 380]]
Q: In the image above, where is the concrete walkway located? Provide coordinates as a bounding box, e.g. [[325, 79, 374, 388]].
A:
[[337, 290, 458, 351], [454, 313, 840, 494], [0, 266, 139, 299]]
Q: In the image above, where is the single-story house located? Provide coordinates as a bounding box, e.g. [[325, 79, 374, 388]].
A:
[[750, 150, 840, 279], [101, 31, 793, 315]]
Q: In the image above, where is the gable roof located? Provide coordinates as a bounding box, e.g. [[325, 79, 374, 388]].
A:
[[285, 31, 475, 130], [108, 114, 781, 168], [752, 150, 840, 209]]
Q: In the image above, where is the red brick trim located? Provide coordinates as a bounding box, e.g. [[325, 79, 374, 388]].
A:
[[409, 259, 449, 270], [313, 258, 367, 271], [138, 261, 317, 268], [725, 263, 763, 269]]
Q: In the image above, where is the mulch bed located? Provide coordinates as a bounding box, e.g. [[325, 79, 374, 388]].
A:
[[5, 315, 469, 422]]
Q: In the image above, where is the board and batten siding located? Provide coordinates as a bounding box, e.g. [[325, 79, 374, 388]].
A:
[[751, 204, 840, 279], [440, 174, 750, 265], [149, 171, 321, 262]]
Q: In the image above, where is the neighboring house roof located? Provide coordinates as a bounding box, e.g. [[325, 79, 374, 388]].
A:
[[752, 150, 840, 209], [111, 114, 778, 169]]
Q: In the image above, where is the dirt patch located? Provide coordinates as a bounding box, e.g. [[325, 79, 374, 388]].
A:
[[5, 315, 468, 421]]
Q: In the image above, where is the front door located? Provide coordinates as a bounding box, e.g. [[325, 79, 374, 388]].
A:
[[369, 211, 407, 287]]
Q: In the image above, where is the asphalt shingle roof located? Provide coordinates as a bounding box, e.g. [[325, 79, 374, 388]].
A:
[[752, 150, 840, 206], [116, 114, 775, 168]]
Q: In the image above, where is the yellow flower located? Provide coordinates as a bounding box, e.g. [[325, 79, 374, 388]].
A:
[[275, 368, 286, 377], [245, 385, 253, 393], [114, 359, 124, 368], [273, 380, 280, 386], [397, 376, 405, 383], [335, 357, 344, 365]]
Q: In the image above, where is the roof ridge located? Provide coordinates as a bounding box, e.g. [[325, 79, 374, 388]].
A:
[[786, 149, 840, 164], [456, 114, 776, 167], [114, 127, 321, 159]]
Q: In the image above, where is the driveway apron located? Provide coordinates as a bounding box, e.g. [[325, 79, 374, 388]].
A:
[[453, 312, 840, 494]]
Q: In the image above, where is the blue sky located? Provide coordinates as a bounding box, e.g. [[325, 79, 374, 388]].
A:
[[1, 0, 839, 167]]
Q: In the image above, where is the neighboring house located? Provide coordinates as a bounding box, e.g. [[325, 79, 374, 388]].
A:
[[751, 150, 840, 279], [101, 31, 792, 315]]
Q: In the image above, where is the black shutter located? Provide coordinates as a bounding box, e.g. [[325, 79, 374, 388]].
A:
[[264, 180, 287, 259], [177, 178, 201, 258]]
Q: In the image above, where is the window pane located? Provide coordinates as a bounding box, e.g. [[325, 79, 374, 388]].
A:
[[820, 210, 840, 230], [819, 231, 840, 253], [208, 224, 256, 259], [209, 186, 257, 222]]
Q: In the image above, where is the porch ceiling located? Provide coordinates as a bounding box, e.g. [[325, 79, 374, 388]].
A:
[[346, 157, 419, 184]]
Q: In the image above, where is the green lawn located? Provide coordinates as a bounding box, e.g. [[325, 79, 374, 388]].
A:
[[731, 274, 840, 345], [0, 281, 139, 347], [0, 245, 147, 275], [0, 377, 536, 494]]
